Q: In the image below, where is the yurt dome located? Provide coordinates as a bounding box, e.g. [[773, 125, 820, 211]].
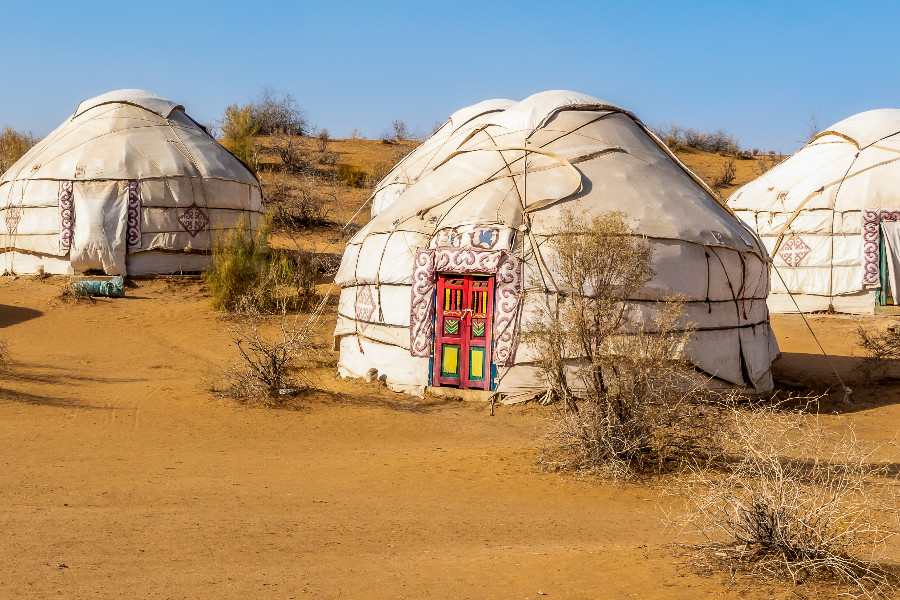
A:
[[728, 109, 900, 313], [335, 90, 779, 397], [0, 89, 263, 276]]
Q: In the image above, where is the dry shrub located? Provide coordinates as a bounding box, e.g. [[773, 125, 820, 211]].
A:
[[713, 158, 737, 189], [59, 283, 96, 305], [650, 123, 741, 155], [854, 324, 900, 381], [368, 142, 419, 189], [269, 126, 308, 173], [754, 151, 783, 176], [263, 172, 334, 228], [252, 87, 308, 136], [203, 215, 315, 312], [0, 125, 38, 176], [673, 403, 900, 597], [530, 210, 732, 478], [315, 128, 330, 152], [386, 119, 411, 142], [222, 292, 330, 406]]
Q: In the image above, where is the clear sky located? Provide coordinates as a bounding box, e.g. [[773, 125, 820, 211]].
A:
[[1, 0, 897, 154]]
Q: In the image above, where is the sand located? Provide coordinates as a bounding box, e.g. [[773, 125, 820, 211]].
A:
[[1, 275, 898, 599]]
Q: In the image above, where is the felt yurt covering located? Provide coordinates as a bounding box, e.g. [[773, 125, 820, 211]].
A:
[[0, 89, 263, 276], [728, 109, 900, 313], [335, 90, 779, 397]]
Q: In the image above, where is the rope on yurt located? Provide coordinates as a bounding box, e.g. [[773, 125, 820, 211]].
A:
[[704, 252, 712, 313], [771, 263, 853, 404]]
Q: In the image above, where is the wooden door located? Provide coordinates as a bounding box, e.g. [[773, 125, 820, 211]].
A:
[[433, 274, 494, 390]]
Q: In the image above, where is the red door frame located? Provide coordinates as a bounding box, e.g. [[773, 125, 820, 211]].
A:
[[433, 273, 494, 390]]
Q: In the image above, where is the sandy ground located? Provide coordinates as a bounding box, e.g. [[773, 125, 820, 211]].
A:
[[1, 277, 899, 599]]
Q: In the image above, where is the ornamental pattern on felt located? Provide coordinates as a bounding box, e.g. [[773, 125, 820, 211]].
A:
[[58, 181, 75, 250], [355, 284, 376, 332], [863, 209, 900, 285], [126, 180, 142, 249], [5, 205, 21, 235], [778, 235, 811, 267], [178, 202, 209, 237], [409, 247, 521, 366]]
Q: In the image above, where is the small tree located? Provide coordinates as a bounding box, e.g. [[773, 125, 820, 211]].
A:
[[530, 210, 725, 478], [0, 125, 38, 176], [221, 104, 259, 172]]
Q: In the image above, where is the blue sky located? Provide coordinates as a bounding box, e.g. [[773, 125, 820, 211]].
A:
[[1, 0, 897, 154]]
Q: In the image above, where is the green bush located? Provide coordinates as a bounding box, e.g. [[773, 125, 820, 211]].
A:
[[221, 104, 259, 173], [0, 125, 38, 175], [203, 216, 315, 312], [336, 163, 367, 188]]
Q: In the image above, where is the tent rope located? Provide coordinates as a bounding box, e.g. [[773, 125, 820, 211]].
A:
[[771, 263, 853, 404]]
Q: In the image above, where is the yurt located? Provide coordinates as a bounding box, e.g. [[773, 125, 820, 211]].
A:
[[334, 91, 779, 397], [0, 89, 263, 276], [728, 109, 900, 313]]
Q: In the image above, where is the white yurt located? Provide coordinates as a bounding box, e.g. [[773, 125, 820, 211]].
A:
[[0, 89, 263, 276], [334, 90, 779, 397], [728, 109, 900, 313]]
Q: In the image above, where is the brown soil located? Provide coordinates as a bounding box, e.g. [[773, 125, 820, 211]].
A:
[[2, 275, 899, 599]]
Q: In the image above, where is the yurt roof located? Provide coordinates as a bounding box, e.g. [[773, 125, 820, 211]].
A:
[[811, 109, 900, 150], [728, 108, 900, 214], [74, 89, 184, 119], [0, 89, 258, 188], [359, 90, 757, 257]]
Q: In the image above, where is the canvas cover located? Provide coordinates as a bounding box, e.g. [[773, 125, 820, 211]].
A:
[[337, 90, 779, 397], [0, 89, 263, 275], [729, 109, 900, 313]]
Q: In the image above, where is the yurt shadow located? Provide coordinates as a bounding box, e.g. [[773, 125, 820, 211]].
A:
[[0, 304, 41, 328], [5, 363, 147, 386], [772, 351, 862, 388], [0, 385, 104, 409]]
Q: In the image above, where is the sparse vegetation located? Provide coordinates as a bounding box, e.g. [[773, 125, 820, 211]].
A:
[[753, 151, 783, 176], [58, 282, 96, 305], [0, 125, 38, 176], [529, 210, 732, 478], [221, 104, 260, 173], [222, 293, 328, 406], [650, 123, 742, 155], [673, 402, 900, 597], [712, 157, 737, 189], [854, 323, 900, 381], [203, 215, 316, 313], [262, 171, 335, 227], [336, 163, 368, 188], [386, 119, 411, 142]]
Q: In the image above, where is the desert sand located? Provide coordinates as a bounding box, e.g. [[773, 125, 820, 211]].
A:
[[1, 273, 898, 599]]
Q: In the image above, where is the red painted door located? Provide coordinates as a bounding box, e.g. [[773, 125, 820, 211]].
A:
[[433, 274, 494, 390]]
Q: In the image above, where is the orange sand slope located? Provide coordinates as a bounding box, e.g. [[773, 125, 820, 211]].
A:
[[1, 276, 898, 599]]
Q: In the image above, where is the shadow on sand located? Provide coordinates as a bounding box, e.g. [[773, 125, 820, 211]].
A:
[[0, 304, 42, 328]]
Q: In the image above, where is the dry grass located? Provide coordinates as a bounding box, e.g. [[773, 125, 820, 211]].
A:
[[670, 402, 900, 597]]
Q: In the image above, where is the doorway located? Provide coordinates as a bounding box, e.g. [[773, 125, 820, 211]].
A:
[[70, 180, 128, 275], [433, 273, 494, 390]]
